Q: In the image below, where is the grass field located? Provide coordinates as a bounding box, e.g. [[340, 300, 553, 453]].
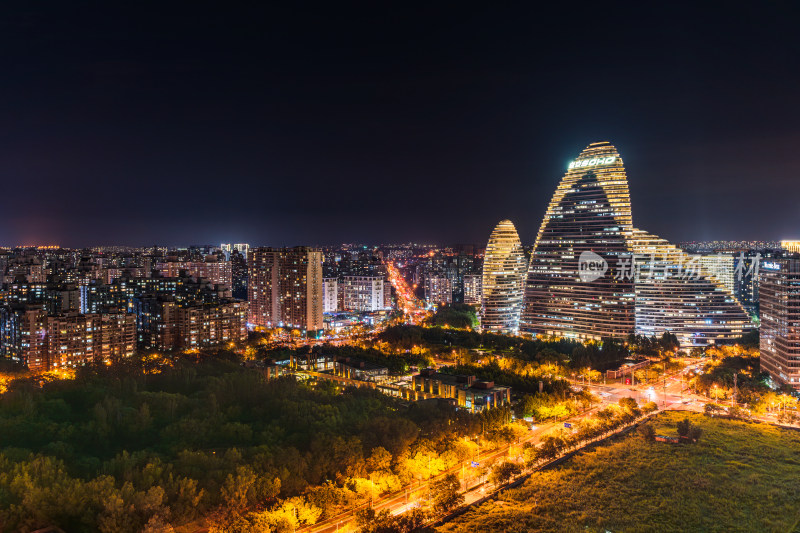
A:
[[438, 411, 800, 533]]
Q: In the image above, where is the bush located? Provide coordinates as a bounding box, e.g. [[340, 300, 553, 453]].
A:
[[642, 401, 659, 413], [677, 418, 691, 437], [677, 417, 702, 443], [638, 424, 656, 441]]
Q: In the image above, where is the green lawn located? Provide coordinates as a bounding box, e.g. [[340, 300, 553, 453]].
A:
[[439, 411, 800, 533]]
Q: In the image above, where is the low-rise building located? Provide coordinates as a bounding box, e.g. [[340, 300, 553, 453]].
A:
[[412, 369, 510, 411], [333, 356, 389, 382]]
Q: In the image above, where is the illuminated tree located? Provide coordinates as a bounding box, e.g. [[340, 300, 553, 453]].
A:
[[430, 473, 464, 513]]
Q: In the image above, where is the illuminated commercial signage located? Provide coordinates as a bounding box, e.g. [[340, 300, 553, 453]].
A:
[[763, 261, 781, 271], [568, 156, 616, 170]]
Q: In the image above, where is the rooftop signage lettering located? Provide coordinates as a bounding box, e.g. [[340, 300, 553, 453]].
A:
[[568, 156, 616, 170]]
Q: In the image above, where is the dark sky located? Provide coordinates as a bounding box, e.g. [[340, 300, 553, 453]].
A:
[[2, 3, 799, 247]]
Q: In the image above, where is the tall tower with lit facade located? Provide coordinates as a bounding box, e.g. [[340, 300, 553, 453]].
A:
[[248, 247, 324, 335], [759, 256, 800, 389], [522, 141, 753, 346], [481, 220, 527, 333], [522, 142, 636, 339]]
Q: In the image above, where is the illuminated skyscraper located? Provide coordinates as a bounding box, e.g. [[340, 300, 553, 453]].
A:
[[522, 141, 753, 346], [627, 230, 751, 346], [759, 257, 800, 389], [522, 142, 635, 339], [692, 253, 735, 294], [782, 241, 800, 253], [481, 220, 527, 333], [248, 247, 324, 335]]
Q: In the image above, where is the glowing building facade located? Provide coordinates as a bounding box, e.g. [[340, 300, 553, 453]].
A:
[[522, 142, 635, 339], [522, 141, 753, 346], [248, 247, 324, 334], [481, 220, 527, 333], [627, 230, 751, 347], [759, 257, 800, 389]]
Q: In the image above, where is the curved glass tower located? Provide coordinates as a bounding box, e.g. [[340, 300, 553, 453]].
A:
[[481, 219, 528, 334], [522, 141, 753, 346], [522, 142, 636, 339]]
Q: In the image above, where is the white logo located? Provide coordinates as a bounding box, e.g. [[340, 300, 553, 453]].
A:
[[579, 251, 608, 282], [568, 156, 616, 170]]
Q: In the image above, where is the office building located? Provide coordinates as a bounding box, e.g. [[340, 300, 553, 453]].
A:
[[692, 253, 735, 294], [782, 241, 800, 254], [521, 141, 753, 346], [759, 257, 800, 389], [221, 243, 250, 261], [231, 249, 248, 300], [522, 142, 636, 339], [481, 220, 527, 334], [629, 230, 752, 346]]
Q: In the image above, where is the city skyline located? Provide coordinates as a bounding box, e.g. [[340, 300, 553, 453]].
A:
[[2, 4, 800, 246], [3, 4, 800, 532]]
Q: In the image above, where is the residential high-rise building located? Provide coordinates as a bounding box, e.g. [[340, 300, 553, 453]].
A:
[[156, 257, 232, 289], [521, 141, 753, 346], [173, 301, 247, 350], [463, 274, 482, 305], [220, 243, 250, 261], [0, 305, 47, 371], [0, 307, 135, 371], [322, 278, 338, 313], [425, 276, 452, 306], [47, 312, 136, 368], [340, 275, 385, 312], [759, 257, 800, 389], [248, 247, 324, 334], [481, 220, 527, 334], [231, 249, 248, 300]]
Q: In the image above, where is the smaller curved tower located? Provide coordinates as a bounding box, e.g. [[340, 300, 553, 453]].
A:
[[481, 220, 528, 333]]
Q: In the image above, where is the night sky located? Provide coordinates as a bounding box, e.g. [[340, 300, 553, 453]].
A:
[[2, 3, 799, 247]]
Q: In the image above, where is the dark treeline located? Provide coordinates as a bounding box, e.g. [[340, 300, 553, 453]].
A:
[[378, 326, 647, 371], [282, 344, 429, 374], [438, 361, 571, 396], [0, 356, 507, 532], [379, 325, 583, 361], [424, 304, 479, 329]]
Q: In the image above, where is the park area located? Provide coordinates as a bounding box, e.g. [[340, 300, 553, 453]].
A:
[[439, 411, 800, 532]]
